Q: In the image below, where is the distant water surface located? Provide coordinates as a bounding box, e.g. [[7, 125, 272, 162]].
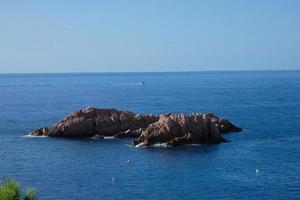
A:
[[0, 71, 300, 200]]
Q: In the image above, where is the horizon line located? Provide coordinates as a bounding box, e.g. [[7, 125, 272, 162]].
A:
[[0, 68, 300, 75]]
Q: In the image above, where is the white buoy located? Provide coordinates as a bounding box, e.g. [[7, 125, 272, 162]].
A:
[[256, 169, 260, 175], [112, 177, 115, 181], [127, 159, 131, 164]]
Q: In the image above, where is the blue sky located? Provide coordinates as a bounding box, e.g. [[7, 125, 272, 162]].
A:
[[0, 0, 299, 73]]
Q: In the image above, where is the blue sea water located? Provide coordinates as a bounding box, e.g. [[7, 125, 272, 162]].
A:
[[0, 71, 300, 200]]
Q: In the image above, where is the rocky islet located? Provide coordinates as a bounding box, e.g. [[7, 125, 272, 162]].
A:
[[30, 107, 242, 147]]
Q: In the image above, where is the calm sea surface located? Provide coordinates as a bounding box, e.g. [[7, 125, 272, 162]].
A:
[[0, 71, 300, 200]]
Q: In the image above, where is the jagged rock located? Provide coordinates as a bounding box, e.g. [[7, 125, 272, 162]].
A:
[[30, 107, 242, 147], [131, 113, 240, 147], [30, 107, 159, 137]]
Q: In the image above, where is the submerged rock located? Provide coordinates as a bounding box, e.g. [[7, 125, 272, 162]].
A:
[[30, 107, 242, 147]]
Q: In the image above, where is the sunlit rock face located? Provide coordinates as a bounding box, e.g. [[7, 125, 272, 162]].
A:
[[30, 107, 242, 147], [131, 112, 242, 147], [30, 107, 159, 137]]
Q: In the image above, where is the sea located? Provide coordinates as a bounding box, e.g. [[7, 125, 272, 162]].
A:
[[0, 71, 299, 200]]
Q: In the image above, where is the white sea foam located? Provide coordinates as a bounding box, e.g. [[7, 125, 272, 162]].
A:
[[135, 143, 170, 148], [23, 134, 48, 138], [150, 143, 201, 148], [90, 136, 115, 140], [134, 142, 201, 148], [151, 143, 169, 148], [104, 136, 115, 139], [135, 142, 146, 148]]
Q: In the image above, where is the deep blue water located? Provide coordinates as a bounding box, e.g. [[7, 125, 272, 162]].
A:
[[0, 71, 300, 200]]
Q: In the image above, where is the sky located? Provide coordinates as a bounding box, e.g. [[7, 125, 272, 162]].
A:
[[0, 0, 300, 73]]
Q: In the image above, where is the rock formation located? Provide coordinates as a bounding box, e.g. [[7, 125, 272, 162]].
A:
[[30, 107, 242, 147], [31, 107, 158, 137], [131, 112, 242, 147]]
